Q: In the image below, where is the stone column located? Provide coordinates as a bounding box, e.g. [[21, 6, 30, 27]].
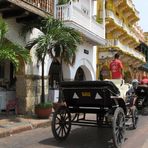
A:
[[16, 75, 49, 114], [16, 75, 26, 114]]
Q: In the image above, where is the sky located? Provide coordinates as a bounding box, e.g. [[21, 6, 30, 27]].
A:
[[133, 0, 148, 32]]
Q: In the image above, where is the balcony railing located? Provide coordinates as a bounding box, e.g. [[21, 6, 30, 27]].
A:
[[106, 10, 139, 43], [56, 2, 105, 44], [22, 0, 54, 15], [113, 0, 139, 21], [126, 0, 139, 17], [105, 39, 146, 62]]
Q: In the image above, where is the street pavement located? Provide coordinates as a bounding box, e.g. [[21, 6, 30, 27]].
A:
[[0, 113, 51, 138], [123, 114, 148, 148], [1, 113, 148, 147]]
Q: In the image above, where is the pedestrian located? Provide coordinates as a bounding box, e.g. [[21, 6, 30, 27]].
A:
[[110, 53, 123, 79]]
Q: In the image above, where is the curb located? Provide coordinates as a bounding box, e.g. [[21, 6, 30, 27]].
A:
[[0, 120, 51, 138]]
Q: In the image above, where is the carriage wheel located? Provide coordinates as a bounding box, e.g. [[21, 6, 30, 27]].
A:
[[112, 107, 126, 148], [51, 106, 71, 141], [132, 106, 138, 129]]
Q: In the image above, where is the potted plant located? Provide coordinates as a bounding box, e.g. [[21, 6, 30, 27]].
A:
[[35, 101, 53, 119]]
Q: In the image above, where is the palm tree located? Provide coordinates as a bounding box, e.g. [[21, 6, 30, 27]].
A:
[[0, 17, 30, 70], [26, 16, 82, 103]]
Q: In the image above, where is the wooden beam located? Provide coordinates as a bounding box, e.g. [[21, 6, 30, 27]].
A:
[[16, 14, 38, 23], [2, 8, 25, 18], [0, 1, 11, 9], [7, 0, 52, 18]]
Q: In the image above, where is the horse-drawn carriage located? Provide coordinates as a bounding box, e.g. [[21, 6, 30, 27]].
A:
[[51, 80, 138, 148], [136, 84, 148, 114]]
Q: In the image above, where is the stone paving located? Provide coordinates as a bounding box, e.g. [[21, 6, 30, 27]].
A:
[[0, 113, 51, 138]]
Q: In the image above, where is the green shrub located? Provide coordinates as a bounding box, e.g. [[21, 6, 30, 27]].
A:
[[35, 102, 53, 109], [58, 0, 69, 5]]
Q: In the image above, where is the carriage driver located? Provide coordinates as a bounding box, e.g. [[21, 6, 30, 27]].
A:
[[126, 79, 139, 106]]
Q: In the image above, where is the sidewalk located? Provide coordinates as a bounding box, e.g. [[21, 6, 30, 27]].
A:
[[0, 113, 51, 138]]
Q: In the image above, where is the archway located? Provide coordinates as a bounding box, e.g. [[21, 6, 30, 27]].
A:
[[48, 60, 61, 88], [74, 67, 86, 81]]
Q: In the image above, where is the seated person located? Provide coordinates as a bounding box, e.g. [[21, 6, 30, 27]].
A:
[[126, 79, 139, 106]]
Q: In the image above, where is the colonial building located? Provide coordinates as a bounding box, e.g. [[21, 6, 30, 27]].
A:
[[0, 0, 106, 113], [140, 32, 148, 76], [97, 0, 146, 82], [144, 32, 148, 45]]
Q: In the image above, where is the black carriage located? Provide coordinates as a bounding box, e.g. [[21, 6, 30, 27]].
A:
[[51, 80, 138, 148], [136, 85, 148, 114]]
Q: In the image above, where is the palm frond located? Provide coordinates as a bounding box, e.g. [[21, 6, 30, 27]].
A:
[[0, 17, 8, 43], [0, 18, 31, 70], [0, 47, 19, 69], [0, 41, 30, 70], [13, 44, 31, 63]]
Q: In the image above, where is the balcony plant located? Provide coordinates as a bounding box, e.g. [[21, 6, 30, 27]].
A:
[[96, 18, 103, 24], [58, 0, 76, 5], [25, 16, 82, 117]]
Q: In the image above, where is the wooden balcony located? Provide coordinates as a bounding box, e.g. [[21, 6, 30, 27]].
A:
[[0, 0, 54, 19], [105, 39, 145, 63], [20, 0, 54, 16]]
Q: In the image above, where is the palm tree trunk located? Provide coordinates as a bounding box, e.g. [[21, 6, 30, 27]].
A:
[[60, 56, 63, 82], [41, 59, 45, 103], [58, 56, 63, 102]]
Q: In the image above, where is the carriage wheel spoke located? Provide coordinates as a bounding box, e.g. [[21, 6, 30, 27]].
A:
[[58, 126, 62, 136], [55, 124, 61, 131], [65, 115, 69, 120], [56, 115, 61, 121], [63, 126, 67, 135]]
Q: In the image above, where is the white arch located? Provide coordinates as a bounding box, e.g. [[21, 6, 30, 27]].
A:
[[71, 58, 95, 80]]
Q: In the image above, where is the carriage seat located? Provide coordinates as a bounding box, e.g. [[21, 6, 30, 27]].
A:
[[105, 79, 130, 101]]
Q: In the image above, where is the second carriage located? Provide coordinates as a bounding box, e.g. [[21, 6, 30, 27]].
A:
[[136, 84, 148, 114]]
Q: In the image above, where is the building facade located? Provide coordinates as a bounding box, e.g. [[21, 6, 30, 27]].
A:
[[0, 0, 106, 113], [136, 41, 148, 77], [144, 32, 148, 45], [97, 0, 146, 82]]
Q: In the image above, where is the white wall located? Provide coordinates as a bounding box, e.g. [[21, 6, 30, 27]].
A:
[[73, 0, 94, 16], [5, 19, 25, 46], [3, 18, 96, 80], [63, 41, 96, 80]]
